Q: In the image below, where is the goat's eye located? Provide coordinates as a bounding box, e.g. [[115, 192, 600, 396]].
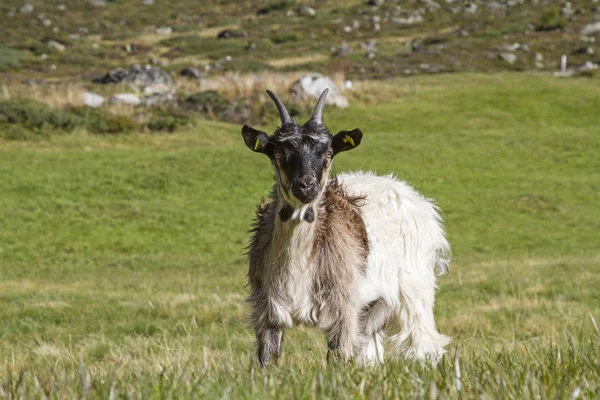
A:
[[275, 153, 282, 160], [326, 151, 333, 160]]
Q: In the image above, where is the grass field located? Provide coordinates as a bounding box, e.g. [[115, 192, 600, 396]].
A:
[[0, 73, 599, 398]]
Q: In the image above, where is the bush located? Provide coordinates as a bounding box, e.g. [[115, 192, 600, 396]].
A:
[[0, 100, 138, 139], [0, 46, 25, 71], [537, 9, 569, 31], [147, 114, 193, 133], [257, 0, 296, 15], [183, 91, 229, 115], [270, 33, 302, 44]]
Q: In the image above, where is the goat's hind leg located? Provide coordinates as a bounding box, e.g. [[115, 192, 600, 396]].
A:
[[357, 299, 390, 365]]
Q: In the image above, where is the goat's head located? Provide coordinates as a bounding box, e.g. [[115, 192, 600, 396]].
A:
[[242, 89, 363, 206]]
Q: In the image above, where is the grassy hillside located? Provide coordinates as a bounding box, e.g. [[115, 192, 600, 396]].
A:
[[0, 73, 599, 398]]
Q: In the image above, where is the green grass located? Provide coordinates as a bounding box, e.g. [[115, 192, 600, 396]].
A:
[[0, 73, 599, 398]]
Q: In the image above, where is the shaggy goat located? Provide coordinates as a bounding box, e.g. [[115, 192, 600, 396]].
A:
[[242, 89, 450, 366]]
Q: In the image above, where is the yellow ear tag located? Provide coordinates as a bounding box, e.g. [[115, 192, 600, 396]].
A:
[[343, 134, 355, 147], [254, 139, 263, 151]]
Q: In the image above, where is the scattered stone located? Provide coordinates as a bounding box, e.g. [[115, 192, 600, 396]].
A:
[[48, 40, 66, 52], [361, 40, 377, 59], [573, 46, 595, 55], [535, 52, 544, 68], [142, 0, 154, 4], [391, 11, 423, 25], [20, 4, 34, 13], [290, 73, 349, 108], [333, 41, 353, 57], [422, 0, 441, 12], [217, 29, 248, 39], [499, 52, 517, 65], [343, 26, 352, 33], [180, 67, 204, 80], [372, 22, 381, 31], [108, 94, 141, 106], [69, 34, 80, 40], [486, 1, 506, 11], [580, 21, 600, 36], [82, 92, 104, 108], [141, 92, 176, 107], [574, 61, 599, 72], [344, 80, 353, 90], [464, 2, 478, 13], [92, 68, 128, 84], [368, 0, 385, 6], [90, 0, 106, 7], [352, 20, 361, 30], [57, 4, 67, 10], [154, 26, 172, 35], [298, 5, 316, 17]]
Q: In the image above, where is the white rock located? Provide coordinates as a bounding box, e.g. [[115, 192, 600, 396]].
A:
[[108, 94, 141, 106], [48, 40, 66, 52], [82, 92, 104, 108], [581, 21, 600, 36], [290, 73, 349, 108], [154, 26, 173, 35], [20, 4, 34, 13], [344, 80, 353, 90]]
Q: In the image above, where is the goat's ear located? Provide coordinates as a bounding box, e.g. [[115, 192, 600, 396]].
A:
[[242, 124, 272, 155], [332, 128, 363, 155]]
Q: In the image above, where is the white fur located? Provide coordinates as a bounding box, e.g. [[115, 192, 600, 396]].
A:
[[338, 171, 451, 364]]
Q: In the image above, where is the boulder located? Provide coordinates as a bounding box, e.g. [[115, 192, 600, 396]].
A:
[[20, 4, 34, 13], [581, 21, 600, 36], [108, 94, 141, 106], [180, 67, 204, 79], [82, 92, 104, 108], [290, 73, 348, 108], [298, 5, 316, 17], [48, 40, 66, 52], [499, 52, 517, 65], [90, 0, 106, 7], [154, 26, 172, 35], [217, 29, 248, 39]]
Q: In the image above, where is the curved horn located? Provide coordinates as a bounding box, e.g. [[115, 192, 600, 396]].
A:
[[311, 88, 329, 124], [266, 90, 293, 126]]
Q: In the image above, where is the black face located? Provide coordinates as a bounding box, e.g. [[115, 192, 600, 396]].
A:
[[271, 121, 333, 204]]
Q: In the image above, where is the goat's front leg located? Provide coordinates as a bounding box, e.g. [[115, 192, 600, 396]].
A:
[[256, 324, 284, 367], [325, 312, 358, 364]]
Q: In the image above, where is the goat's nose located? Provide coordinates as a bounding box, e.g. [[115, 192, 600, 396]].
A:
[[298, 177, 315, 191]]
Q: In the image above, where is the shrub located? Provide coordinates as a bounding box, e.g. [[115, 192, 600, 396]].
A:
[[0, 100, 138, 139], [0, 47, 25, 71], [147, 114, 193, 133], [537, 9, 569, 31]]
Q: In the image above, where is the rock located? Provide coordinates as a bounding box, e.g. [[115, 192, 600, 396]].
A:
[[143, 83, 171, 96], [154, 26, 172, 35], [423, 0, 441, 12], [498, 43, 520, 52], [48, 40, 66, 52], [499, 52, 517, 65], [573, 46, 595, 55], [142, 0, 154, 4], [464, 2, 478, 13], [574, 61, 599, 72], [581, 21, 600, 36], [141, 92, 176, 107], [535, 52, 544, 68], [57, 4, 67, 11], [93, 68, 128, 84], [391, 11, 423, 25], [361, 40, 377, 58], [90, 0, 106, 7], [486, 1, 506, 10], [180, 67, 204, 79], [108, 94, 141, 106], [125, 65, 174, 91], [82, 92, 104, 108], [344, 80, 353, 90], [290, 73, 349, 108], [20, 4, 34, 13], [561, 6, 575, 18], [368, 0, 385, 6], [333, 41, 353, 57], [298, 5, 316, 17], [343, 26, 352, 33], [217, 29, 248, 39]]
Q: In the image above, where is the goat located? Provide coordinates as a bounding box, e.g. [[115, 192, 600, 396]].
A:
[[241, 89, 451, 366]]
